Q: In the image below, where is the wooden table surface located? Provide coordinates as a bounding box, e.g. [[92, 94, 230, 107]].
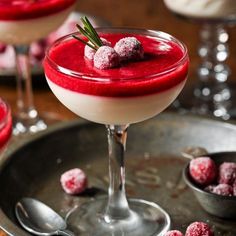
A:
[[0, 0, 236, 235]]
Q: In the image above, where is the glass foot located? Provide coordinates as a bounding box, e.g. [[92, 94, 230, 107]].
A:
[[175, 82, 236, 120], [66, 197, 170, 236], [13, 119, 47, 135], [12, 110, 66, 136]]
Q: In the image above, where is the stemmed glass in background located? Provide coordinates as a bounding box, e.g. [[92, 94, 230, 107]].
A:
[[164, 0, 236, 120], [0, 98, 12, 156], [44, 28, 189, 235], [0, 0, 75, 135]]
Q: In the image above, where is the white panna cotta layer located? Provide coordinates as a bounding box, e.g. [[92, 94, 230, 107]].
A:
[[0, 5, 74, 45], [46, 78, 186, 125], [164, 0, 236, 19]]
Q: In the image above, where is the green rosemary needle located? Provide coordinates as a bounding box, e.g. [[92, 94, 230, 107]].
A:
[[73, 16, 103, 50]]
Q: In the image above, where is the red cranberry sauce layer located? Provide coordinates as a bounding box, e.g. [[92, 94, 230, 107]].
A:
[[44, 33, 189, 97], [0, 0, 75, 21], [0, 102, 7, 122], [0, 101, 12, 148]]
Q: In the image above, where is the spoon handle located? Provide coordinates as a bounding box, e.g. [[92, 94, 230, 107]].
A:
[[57, 229, 75, 236]]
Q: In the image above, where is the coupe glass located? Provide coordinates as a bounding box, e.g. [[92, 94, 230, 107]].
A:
[[164, 1, 236, 119], [0, 98, 12, 155], [0, 1, 75, 135], [44, 28, 189, 236]]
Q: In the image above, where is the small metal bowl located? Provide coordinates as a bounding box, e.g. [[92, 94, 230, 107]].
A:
[[183, 151, 236, 219]]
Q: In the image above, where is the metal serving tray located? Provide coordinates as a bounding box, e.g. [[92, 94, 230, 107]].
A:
[[0, 113, 236, 235]]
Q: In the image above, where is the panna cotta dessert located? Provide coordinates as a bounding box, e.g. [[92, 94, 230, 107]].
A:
[[0, 98, 12, 151], [44, 29, 188, 125], [164, 0, 236, 19], [44, 24, 188, 236], [0, 0, 76, 45]]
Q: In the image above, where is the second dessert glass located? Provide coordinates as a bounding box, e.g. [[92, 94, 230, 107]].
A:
[[44, 28, 189, 235], [164, 0, 236, 119], [0, 98, 12, 155], [0, 0, 75, 135]]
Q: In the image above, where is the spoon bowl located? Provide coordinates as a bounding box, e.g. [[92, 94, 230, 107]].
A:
[[15, 198, 74, 236]]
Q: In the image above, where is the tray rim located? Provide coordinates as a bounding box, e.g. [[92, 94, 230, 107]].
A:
[[1, 112, 236, 236], [0, 119, 88, 236]]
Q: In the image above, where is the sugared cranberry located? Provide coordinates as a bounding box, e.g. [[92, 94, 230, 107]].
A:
[[165, 230, 183, 236], [218, 162, 236, 185], [0, 43, 6, 53], [30, 40, 47, 62], [60, 168, 87, 195], [94, 46, 120, 69], [189, 157, 217, 186], [212, 183, 233, 196], [233, 182, 236, 196], [84, 38, 111, 60], [114, 37, 144, 61], [185, 222, 214, 236]]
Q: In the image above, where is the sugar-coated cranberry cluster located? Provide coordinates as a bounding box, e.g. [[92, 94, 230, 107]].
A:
[[189, 157, 236, 196], [165, 221, 214, 236], [84, 36, 144, 69]]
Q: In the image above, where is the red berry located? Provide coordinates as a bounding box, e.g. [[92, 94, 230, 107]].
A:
[[30, 40, 47, 62], [165, 230, 183, 236], [233, 182, 236, 196], [84, 38, 111, 60], [114, 37, 144, 61], [218, 162, 236, 185], [94, 46, 120, 69], [212, 184, 233, 196], [185, 222, 214, 236], [0, 43, 6, 53], [60, 168, 87, 195], [189, 157, 217, 186]]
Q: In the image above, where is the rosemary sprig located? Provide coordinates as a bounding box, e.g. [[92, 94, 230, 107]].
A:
[[72, 16, 103, 50], [72, 35, 97, 50]]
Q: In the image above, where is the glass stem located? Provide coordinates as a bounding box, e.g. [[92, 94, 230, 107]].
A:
[[104, 124, 131, 222], [14, 45, 38, 122], [195, 24, 231, 118], [198, 24, 230, 85]]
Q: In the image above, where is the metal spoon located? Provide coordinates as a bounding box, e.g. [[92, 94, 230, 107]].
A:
[[15, 198, 74, 236]]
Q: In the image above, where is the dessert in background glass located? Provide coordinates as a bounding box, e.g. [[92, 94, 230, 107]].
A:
[[0, 12, 111, 74], [44, 27, 189, 235], [164, 0, 236, 120], [0, 0, 76, 135], [0, 98, 12, 155]]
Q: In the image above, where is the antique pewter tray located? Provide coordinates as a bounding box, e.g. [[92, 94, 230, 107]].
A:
[[0, 113, 236, 235]]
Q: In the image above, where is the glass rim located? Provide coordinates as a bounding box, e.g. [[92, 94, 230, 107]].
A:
[[44, 27, 189, 82], [0, 98, 11, 130]]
